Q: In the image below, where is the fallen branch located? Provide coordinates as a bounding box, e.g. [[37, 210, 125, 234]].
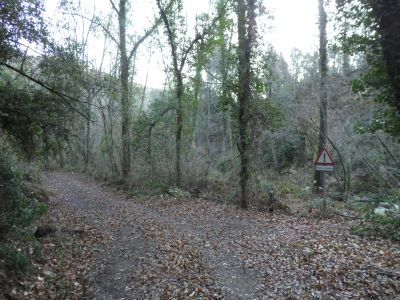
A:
[[334, 211, 360, 219]]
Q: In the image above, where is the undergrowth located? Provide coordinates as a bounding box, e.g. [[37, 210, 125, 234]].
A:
[[352, 213, 400, 241], [351, 189, 400, 241], [0, 142, 47, 273]]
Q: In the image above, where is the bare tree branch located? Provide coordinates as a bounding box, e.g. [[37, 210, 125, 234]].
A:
[[127, 21, 159, 63], [179, 14, 221, 72], [63, 12, 119, 46], [180, 33, 202, 72], [377, 134, 400, 169], [109, 0, 119, 15], [156, 0, 179, 77]]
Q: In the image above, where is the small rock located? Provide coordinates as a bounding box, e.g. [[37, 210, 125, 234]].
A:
[[374, 207, 387, 216], [34, 224, 57, 238], [43, 270, 55, 277]]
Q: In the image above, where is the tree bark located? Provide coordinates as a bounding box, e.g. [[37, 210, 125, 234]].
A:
[[369, 0, 400, 113], [314, 0, 328, 191], [342, 21, 351, 76], [118, 0, 131, 184], [84, 97, 92, 172], [176, 75, 184, 186], [156, 0, 183, 186], [237, 0, 256, 209], [112, 0, 156, 185]]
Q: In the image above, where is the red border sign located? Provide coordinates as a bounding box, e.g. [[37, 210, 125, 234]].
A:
[[315, 147, 335, 166]]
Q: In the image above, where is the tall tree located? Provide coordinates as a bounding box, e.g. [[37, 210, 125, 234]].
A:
[[156, 0, 219, 187], [108, 0, 157, 185], [314, 0, 328, 191], [156, 0, 184, 186], [341, 21, 351, 76], [237, 0, 256, 209], [336, 0, 400, 135], [369, 0, 400, 115], [117, 0, 131, 182]]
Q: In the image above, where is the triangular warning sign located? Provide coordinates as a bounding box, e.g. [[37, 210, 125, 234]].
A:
[[315, 148, 335, 165]]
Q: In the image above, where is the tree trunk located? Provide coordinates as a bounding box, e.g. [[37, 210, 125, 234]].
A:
[[237, 0, 256, 209], [222, 111, 232, 153], [156, 0, 183, 187], [370, 0, 400, 113], [84, 97, 92, 172], [218, 7, 232, 155], [57, 138, 65, 169], [314, 0, 328, 191], [176, 75, 183, 186], [42, 126, 49, 169], [192, 49, 202, 150], [342, 21, 351, 76], [118, 0, 131, 184]]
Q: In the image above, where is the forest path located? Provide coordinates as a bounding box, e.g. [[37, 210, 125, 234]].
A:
[[43, 172, 400, 299]]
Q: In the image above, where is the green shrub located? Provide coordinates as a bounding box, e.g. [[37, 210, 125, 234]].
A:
[[278, 180, 304, 197], [0, 244, 29, 271], [167, 186, 190, 198], [352, 213, 400, 241], [252, 177, 275, 208], [0, 145, 47, 239], [350, 189, 400, 241], [379, 189, 400, 204], [0, 148, 23, 236]]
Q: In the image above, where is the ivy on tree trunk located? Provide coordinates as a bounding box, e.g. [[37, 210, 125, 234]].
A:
[[118, 0, 131, 184], [237, 0, 256, 209], [314, 0, 328, 192]]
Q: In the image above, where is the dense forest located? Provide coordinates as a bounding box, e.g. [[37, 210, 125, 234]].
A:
[[1, 0, 400, 298]]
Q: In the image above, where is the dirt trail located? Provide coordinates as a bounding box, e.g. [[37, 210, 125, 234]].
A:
[[43, 172, 400, 299]]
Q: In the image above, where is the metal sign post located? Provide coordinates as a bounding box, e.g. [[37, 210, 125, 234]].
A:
[[315, 147, 336, 210]]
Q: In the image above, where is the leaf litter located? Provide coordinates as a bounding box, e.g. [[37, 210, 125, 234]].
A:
[[20, 171, 398, 299]]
